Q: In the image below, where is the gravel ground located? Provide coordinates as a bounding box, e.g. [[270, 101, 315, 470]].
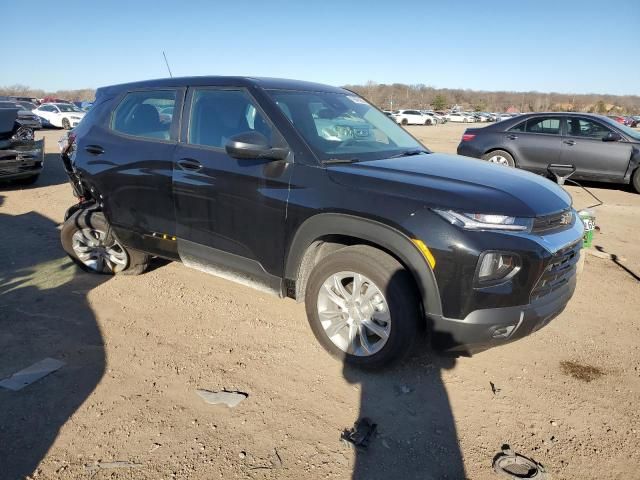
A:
[[0, 124, 638, 479]]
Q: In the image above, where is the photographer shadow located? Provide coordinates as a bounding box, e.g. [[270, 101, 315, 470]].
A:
[[0, 195, 107, 479]]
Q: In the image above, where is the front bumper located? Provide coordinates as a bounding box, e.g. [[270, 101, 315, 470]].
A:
[[431, 269, 577, 354]]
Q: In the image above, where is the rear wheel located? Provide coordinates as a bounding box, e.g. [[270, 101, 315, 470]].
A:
[[61, 209, 149, 275], [305, 245, 420, 368], [62, 118, 71, 129], [482, 149, 516, 167], [632, 168, 640, 193]]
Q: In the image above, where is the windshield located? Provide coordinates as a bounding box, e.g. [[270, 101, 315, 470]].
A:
[[267, 90, 427, 161], [57, 104, 83, 113], [601, 116, 640, 141]]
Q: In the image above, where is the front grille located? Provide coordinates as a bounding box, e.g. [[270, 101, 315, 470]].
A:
[[532, 209, 574, 234], [530, 241, 581, 301]]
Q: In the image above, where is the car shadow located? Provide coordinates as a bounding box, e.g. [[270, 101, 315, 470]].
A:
[[0, 194, 107, 479], [342, 271, 466, 479]]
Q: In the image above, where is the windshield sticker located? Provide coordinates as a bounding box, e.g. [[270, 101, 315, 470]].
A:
[[347, 95, 368, 105]]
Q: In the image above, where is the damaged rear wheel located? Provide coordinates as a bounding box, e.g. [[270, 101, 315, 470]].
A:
[[61, 209, 149, 275]]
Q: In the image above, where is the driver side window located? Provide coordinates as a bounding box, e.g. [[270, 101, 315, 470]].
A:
[[566, 118, 611, 139], [187, 89, 272, 149]]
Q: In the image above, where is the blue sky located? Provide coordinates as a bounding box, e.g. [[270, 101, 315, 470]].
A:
[[2, 0, 638, 95]]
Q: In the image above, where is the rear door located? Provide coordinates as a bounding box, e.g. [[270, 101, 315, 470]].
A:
[[504, 116, 562, 173], [561, 116, 632, 180], [172, 86, 292, 293], [91, 88, 184, 256]]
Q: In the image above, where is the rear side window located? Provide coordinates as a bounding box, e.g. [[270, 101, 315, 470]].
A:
[[525, 117, 561, 135], [187, 89, 273, 149], [111, 90, 176, 140]]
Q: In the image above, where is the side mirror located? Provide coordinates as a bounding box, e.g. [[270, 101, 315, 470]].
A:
[[603, 132, 622, 142], [225, 131, 289, 160]]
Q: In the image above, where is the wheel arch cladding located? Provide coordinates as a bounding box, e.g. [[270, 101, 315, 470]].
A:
[[284, 213, 442, 317]]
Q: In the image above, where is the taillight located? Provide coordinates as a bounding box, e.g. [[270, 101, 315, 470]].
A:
[[462, 133, 476, 141]]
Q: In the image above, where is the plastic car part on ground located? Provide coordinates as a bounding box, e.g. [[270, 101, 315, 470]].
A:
[[196, 389, 248, 407], [341, 418, 377, 450], [492, 445, 549, 479]]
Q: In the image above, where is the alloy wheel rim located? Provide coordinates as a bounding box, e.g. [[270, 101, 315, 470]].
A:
[[317, 271, 391, 356], [488, 155, 510, 166], [71, 228, 128, 273]]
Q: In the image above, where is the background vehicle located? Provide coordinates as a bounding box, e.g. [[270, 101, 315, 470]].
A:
[[457, 112, 640, 192], [624, 116, 638, 127], [421, 111, 446, 124], [445, 112, 476, 123], [392, 109, 433, 125], [0, 101, 42, 131], [0, 103, 45, 184], [33, 103, 86, 129], [60, 76, 583, 368], [608, 115, 626, 125]]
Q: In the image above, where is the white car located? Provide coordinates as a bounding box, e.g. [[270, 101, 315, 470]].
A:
[[445, 112, 476, 123], [420, 111, 446, 124], [33, 103, 86, 129], [392, 109, 433, 125]]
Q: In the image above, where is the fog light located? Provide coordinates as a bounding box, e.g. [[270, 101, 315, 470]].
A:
[[476, 251, 520, 284], [492, 325, 516, 338]]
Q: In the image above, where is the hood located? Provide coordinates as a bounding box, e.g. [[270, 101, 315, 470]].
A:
[[327, 153, 571, 217]]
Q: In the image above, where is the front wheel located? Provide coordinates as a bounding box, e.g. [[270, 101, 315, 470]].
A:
[[401, 118, 408, 126], [61, 118, 71, 129], [482, 149, 516, 167], [61, 209, 150, 275], [305, 245, 420, 368]]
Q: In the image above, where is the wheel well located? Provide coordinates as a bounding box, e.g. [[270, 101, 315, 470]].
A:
[[291, 234, 422, 310], [483, 147, 518, 166]]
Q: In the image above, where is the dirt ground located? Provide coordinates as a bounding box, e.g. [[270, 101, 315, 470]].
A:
[[0, 123, 638, 480]]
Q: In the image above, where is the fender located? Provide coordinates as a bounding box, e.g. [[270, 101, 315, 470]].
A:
[[284, 213, 443, 317]]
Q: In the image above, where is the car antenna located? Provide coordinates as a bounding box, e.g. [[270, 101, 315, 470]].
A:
[[162, 51, 173, 78]]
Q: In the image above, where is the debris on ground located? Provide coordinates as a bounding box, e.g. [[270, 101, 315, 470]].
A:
[[85, 460, 141, 472], [341, 418, 377, 450], [490, 381, 501, 395], [492, 445, 549, 479], [560, 360, 604, 382], [0, 358, 65, 391], [196, 389, 248, 407]]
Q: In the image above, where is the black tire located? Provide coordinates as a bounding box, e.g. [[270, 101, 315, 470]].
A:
[[401, 118, 408, 126], [61, 209, 149, 275], [305, 245, 420, 368], [632, 168, 640, 194], [482, 149, 516, 168], [62, 118, 71, 130]]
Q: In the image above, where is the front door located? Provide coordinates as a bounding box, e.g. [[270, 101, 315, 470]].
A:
[[561, 117, 632, 180], [172, 87, 292, 294]]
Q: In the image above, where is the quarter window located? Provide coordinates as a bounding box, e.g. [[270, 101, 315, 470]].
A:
[[566, 118, 611, 139], [187, 89, 273, 149], [111, 90, 176, 140]]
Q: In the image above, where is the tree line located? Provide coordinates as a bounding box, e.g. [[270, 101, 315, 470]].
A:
[[2, 81, 639, 114], [345, 81, 640, 114]]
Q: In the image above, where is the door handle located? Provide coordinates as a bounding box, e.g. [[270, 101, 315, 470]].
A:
[[177, 158, 203, 171], [563, 140, 576, 146], [507, 134, 518, 140], [85, 145, 104, 155]]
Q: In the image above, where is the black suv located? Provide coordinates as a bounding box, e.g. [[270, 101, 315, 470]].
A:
[[60, 77, 584, 367]]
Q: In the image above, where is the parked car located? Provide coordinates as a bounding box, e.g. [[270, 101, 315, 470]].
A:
[[607, 115, 626, 125], [392, 109, 433, 125], [445, 112, 476, 123], [59, 76, 584, 367], [457, 112, 640, 192], [421, 111, 446, 124], [624, 116, 638, 128], [33, 103, 86, 129], [0, 101, 42, 131], [0, 103, 45, 184]]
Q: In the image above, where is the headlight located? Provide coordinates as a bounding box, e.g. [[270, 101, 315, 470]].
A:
[[476, 251, 520, 284], [433, 209, 533, 232]]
